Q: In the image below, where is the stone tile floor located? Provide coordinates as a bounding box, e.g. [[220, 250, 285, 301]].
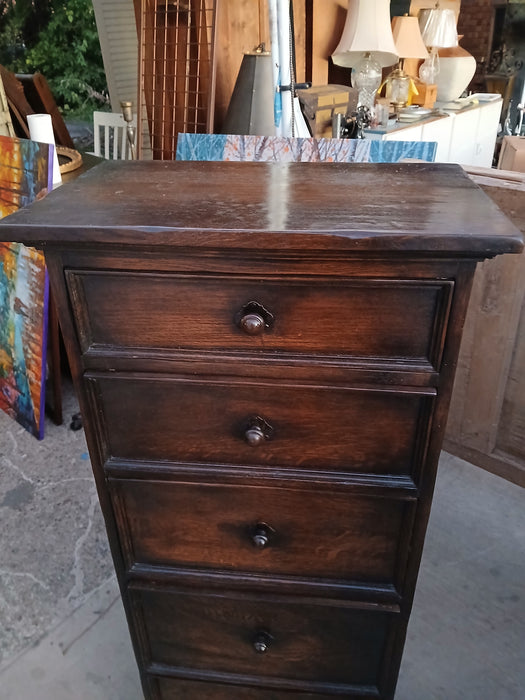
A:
[[0, 384, 524, 699], [0, 382, 113, 666]]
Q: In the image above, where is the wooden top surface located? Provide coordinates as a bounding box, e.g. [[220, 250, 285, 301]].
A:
[[0, 160, 522, 256]]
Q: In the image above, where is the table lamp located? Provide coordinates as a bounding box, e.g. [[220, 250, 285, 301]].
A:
[[418, 6, 458, 85], [387, 15, 429, 116], [332, 0, 398, 116], [419, 5, 476, 102]]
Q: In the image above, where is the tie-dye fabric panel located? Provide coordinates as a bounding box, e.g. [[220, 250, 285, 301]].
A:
[[0, 135, 52, 438]]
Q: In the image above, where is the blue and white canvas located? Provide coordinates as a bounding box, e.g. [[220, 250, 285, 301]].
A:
[[176, 133, 437, 164]]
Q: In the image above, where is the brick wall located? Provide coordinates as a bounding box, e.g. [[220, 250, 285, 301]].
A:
[[458, 0, 496, 64], [458, 0, 499, 87]]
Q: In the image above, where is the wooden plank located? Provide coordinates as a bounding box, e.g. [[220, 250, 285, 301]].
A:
[[498, 300, 525, 463], [451, 251, 524, 453], [311, 0, 346, 86], [214, 0, 268, 130], [0, 65, 33, 137], [0, 74, 15, 137], [441, 440, 525, 488], [213, 0, 306, 131], [16, 73, 75, 149], [445, 178, 525, 486], [92, 0, 138, 110], [465, 165, 525, 190]]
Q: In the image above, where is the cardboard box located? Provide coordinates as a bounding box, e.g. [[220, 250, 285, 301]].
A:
[[498, 136, 525, 173], [297, 84, 358, 138], [410, 81, 437, 109]]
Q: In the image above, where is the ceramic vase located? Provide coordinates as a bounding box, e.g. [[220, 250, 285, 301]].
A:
[[436, 43, 477, 102]]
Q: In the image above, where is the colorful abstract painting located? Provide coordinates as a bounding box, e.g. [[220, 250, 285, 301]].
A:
[[176, 133, 437, 164], [0, 135, 53, 438]]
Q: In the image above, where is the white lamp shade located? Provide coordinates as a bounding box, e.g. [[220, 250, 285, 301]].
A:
[[332, 0, 398, 69], [391, 15, 428, 60], [419, 8, 458, 49]]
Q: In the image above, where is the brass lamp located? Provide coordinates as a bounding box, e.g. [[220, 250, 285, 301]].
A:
[[386, 15, 429, 117], [120, 101, 136, 160]]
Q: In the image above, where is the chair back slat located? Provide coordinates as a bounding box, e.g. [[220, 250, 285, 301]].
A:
[[93, 111, 137, 160]]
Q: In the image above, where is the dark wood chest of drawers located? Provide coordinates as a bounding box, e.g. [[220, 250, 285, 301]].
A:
[[1, 161, 521, 699]]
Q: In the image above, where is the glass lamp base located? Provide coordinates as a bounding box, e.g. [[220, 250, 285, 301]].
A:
[[352, 52, 382, 115]]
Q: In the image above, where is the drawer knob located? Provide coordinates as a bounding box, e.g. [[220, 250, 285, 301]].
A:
[[251, 523, 273, 549], [253, 631, 273, 654], [244, 416, 273, 447], [245, 424, 265, 446], [240, 312, 265, 336], [235, 301, 274, 336]]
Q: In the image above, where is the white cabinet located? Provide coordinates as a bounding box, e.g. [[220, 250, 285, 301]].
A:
[[383, 124, 423, 142], [367, 99, 502, 168], [420, 116, 453, 162], [445, 101, 502, 167], [471, 100, 502, 166], [447, 108, 478, 165]]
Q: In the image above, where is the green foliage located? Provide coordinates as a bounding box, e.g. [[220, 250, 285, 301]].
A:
[[0, 0, 108, 116], [0, 1, 53, 53], [0, 1, 32, 66]]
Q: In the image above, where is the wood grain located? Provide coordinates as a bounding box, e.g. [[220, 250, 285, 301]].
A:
[[91, 373, 433, 476], [111, 477, 413, 585], [132, 585, 397, 689], [1, 161, 521, 699], [1, 162, 522, 256], [445, 182, 525, 486], [67, 269, 452, 369], [156, 677, 359, 700]]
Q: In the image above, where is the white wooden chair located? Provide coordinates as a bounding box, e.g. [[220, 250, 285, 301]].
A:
[[93, 110, 136, 159]]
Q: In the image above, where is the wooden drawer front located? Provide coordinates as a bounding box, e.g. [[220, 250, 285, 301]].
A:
[[93, 375, 434, 476], [112, 479, 412, 583], [133, 587, 396, 690], [68, 270, 452, 368], [155, 676, 360, 699]]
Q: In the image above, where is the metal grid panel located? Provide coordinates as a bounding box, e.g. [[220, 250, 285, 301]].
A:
[[138, 0, 218, 160]]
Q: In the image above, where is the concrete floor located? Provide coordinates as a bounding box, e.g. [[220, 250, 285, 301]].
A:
[[0, 387, 524, 699]]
